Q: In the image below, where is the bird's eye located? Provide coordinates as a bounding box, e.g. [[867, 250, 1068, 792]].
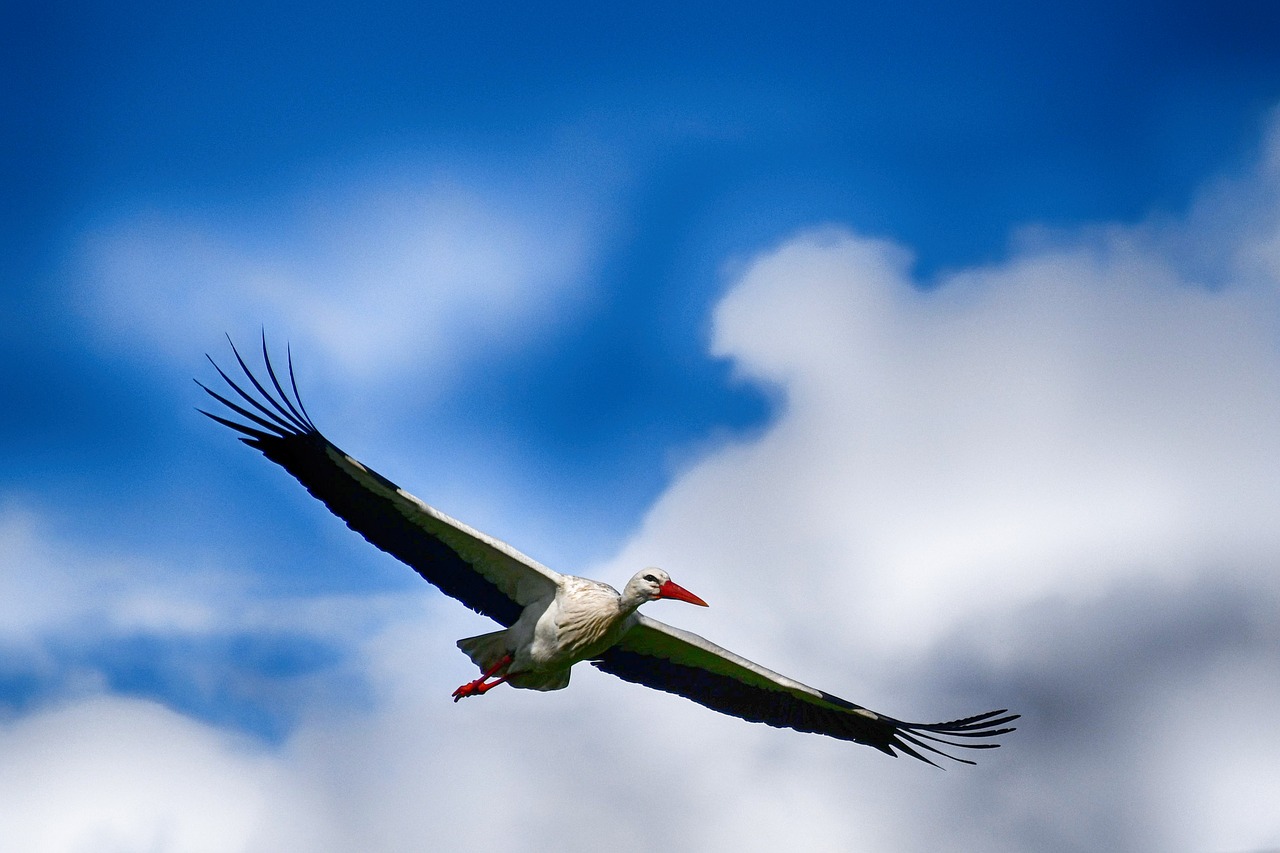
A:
[[643, 573, 658, 583]]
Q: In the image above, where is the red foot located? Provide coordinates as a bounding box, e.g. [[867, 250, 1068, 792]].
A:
[[452, 654, 513, 702], [451, 679, 487, 701]]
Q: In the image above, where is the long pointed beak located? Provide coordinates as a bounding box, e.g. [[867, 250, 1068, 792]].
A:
[[657, 579, 709, 607]]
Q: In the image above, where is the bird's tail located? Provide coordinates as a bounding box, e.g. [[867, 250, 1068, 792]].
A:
[[456, 631, 572, 692], [457, 631, 511, 672]]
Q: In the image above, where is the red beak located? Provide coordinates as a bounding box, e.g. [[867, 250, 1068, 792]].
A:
[[656, 579, 709, 607]]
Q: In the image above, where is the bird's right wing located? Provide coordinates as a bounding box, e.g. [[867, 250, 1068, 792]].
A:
[[197, 336, 561, 627], [593, 614, 1017, 766]]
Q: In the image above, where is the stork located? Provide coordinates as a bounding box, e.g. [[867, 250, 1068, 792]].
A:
[[198, 336, 1018, 766]]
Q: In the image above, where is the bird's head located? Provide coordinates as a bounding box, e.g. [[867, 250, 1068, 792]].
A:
[[624, 568, 709, 608]]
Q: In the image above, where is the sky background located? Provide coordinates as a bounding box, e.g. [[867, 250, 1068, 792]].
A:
[[5, 2, 1280, 851]]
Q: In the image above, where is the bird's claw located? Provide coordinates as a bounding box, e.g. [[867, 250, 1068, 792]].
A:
[[453, 654, 513, 701], [452, 681, 484, 702]]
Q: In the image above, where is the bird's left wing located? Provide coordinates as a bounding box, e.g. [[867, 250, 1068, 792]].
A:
[[197, 336, 561, 627], [593, 614, 1017, 766]]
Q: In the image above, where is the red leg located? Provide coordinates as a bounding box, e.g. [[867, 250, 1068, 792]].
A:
[[452, 654, 513, 702], [470, 672, 513, 695]]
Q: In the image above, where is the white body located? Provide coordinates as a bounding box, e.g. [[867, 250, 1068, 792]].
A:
[[458, 574, 657, 691]]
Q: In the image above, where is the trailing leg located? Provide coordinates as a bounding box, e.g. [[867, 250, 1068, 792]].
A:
[[452, 654, 513, 701]]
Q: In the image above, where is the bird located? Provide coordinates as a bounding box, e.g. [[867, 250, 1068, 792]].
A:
[[197, 335, 1018, 766]]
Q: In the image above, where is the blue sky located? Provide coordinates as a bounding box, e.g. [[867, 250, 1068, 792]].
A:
[[5, 2, 1280, 850]]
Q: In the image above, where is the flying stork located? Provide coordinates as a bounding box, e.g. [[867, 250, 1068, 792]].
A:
[[198, 336, 1018, 766]]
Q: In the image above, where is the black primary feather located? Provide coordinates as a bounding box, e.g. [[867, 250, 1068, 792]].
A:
[[197, 333, 525, 626]]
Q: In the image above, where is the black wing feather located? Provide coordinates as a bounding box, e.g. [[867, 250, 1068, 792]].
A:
[[594, 621, 1018, 766], [199, 334, 554, 627]]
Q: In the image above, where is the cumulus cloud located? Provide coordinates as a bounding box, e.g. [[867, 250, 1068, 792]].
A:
[[0, 697, 293, 853], [2, 604, 932, 853], [693, 224, 1280, 651], [582, 118, 1280, 849]]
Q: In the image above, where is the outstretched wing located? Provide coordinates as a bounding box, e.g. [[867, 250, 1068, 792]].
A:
[[197, 335, 560, 626], [594, 614, 1018, 766]]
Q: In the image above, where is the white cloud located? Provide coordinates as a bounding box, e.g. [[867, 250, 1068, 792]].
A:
[[0, 497, 921, 852], [0, 504, 414, 646], [0, 697, 291, 853], [580, 119, 1280, 848], [593, 212, 1280, 662], [75, 172, 598, 389], [1149, 649, 1280, 852], [0, 505, 223, 646]]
